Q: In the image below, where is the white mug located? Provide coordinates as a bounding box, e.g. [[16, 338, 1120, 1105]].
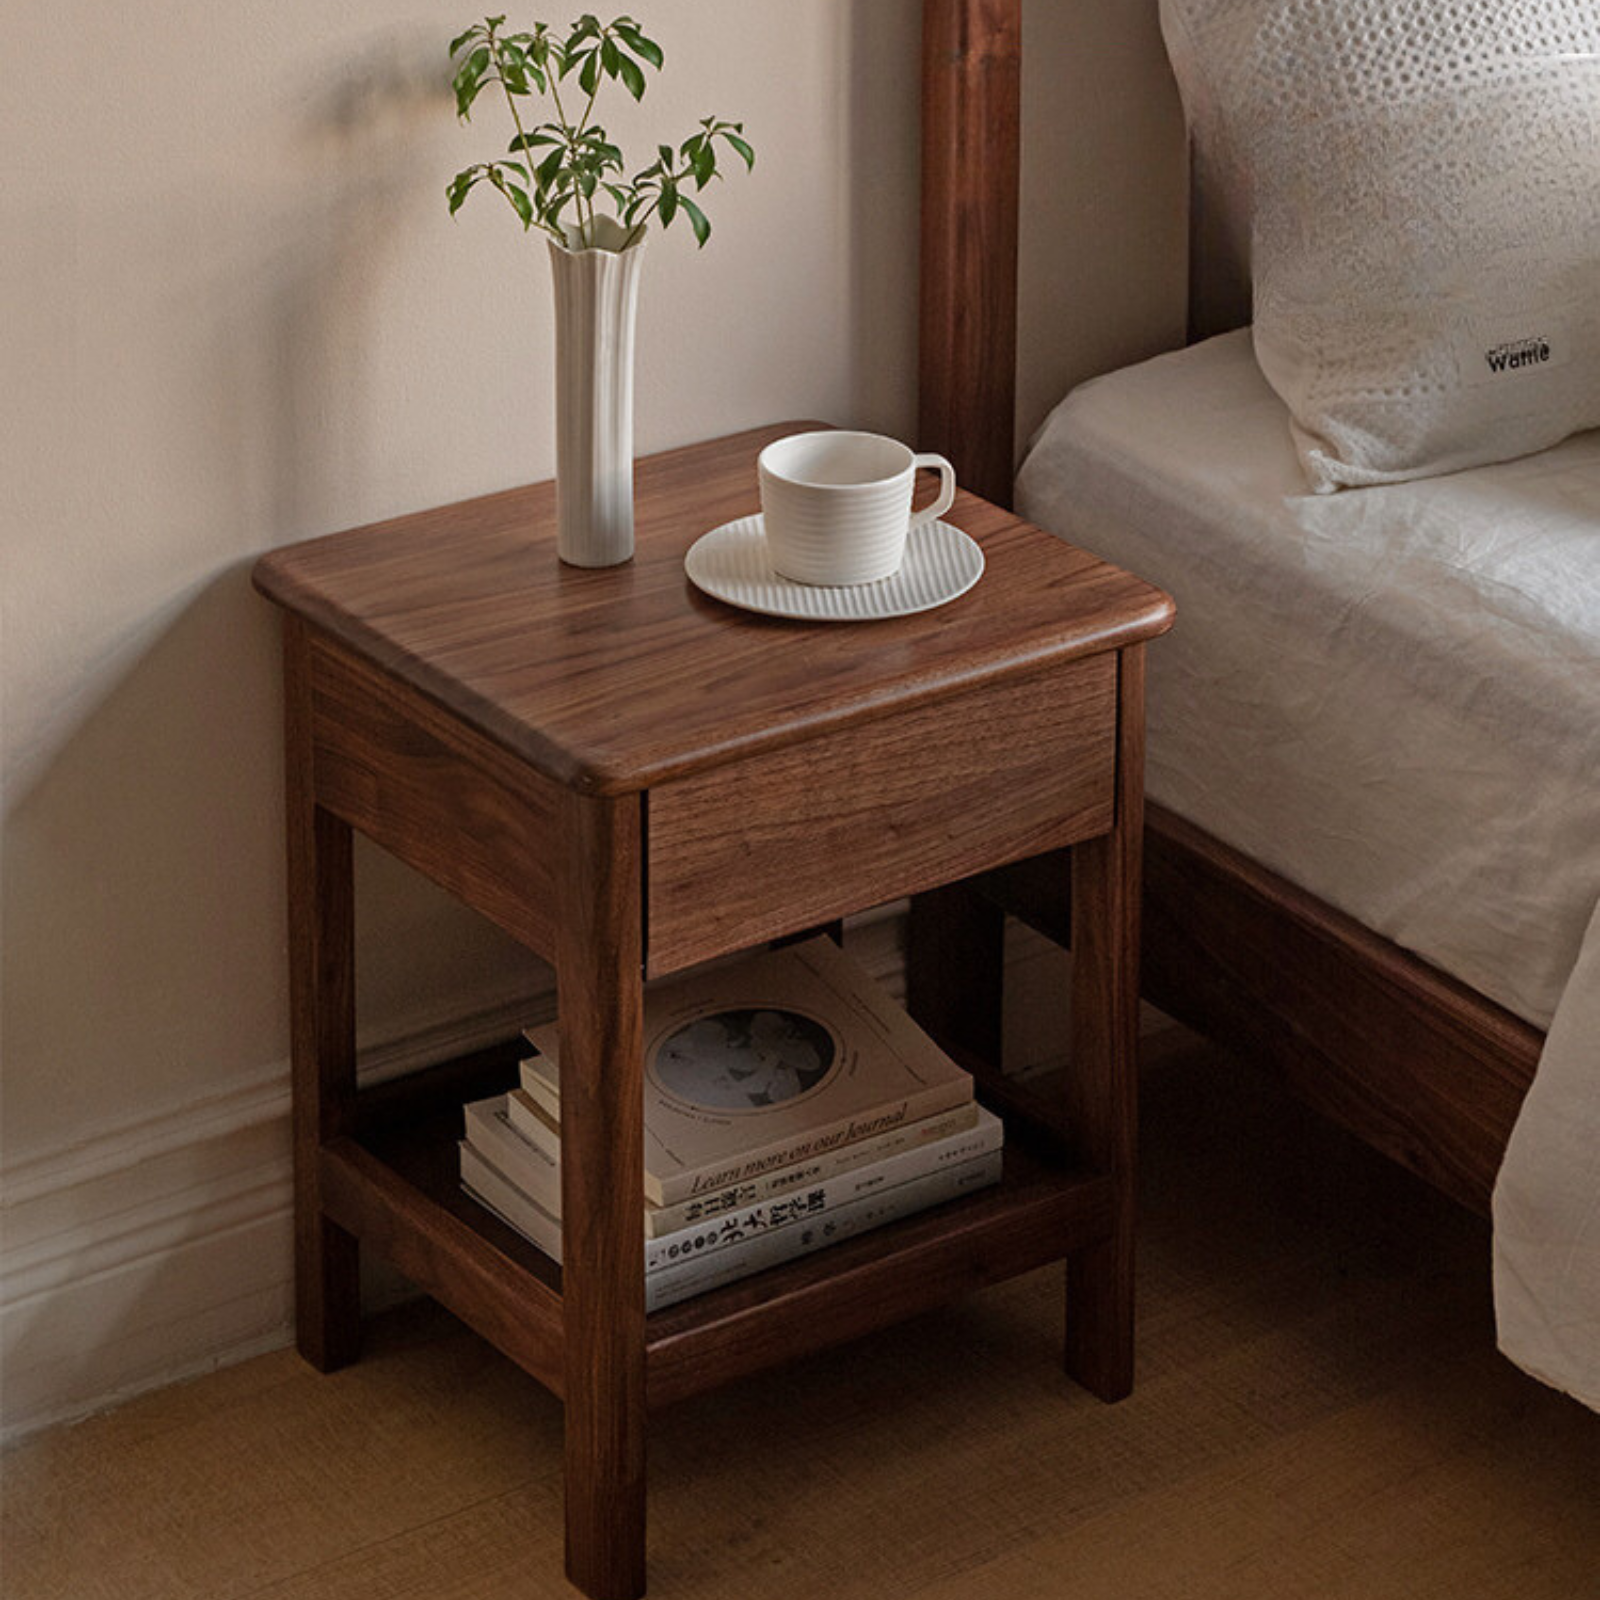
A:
[[757, 431, 958, 586]]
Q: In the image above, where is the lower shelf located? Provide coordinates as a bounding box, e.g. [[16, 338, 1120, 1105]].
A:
[[337, 1044, 1116, 1409]]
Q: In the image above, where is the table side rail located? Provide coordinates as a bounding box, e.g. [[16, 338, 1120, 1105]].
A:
[[308, 633, 564, 962], [644, 1163, 1114, 1408], [321, 1136, 566, 1398]]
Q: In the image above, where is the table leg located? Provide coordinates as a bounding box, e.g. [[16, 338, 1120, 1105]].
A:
[[906, 883, 1006, 1067], [1064, 644, 1144, 1401], [283, 617, 361, 1371], [557, 791, 648, 1600]]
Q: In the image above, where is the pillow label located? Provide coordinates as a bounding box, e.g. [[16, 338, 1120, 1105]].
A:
[[1462, 313, 1573, 388]]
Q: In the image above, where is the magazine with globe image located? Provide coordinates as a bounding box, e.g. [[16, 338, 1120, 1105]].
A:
[[458, 935, 1002, 1307]]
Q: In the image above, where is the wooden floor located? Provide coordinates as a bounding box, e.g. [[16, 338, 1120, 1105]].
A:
[[5, 1040, 1596, 1600]]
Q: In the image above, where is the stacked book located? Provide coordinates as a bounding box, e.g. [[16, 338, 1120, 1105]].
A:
[[459, 935, 1002, 1311]]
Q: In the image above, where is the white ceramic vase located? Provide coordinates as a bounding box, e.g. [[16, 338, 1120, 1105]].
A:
[[547, 218, 646, 567]]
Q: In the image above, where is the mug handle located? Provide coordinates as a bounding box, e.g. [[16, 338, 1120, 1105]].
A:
[[908, 453, 957, 531]]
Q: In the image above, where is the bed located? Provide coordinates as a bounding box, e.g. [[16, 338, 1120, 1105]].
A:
[[907, 0, 1600, 1409]]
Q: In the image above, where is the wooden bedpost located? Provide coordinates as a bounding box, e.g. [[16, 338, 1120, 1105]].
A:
[[908, 0, 1022, 1085], [919, 0, 1022, 511]]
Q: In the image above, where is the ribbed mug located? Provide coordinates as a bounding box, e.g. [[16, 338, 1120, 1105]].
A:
[[758, 431, 957, 586]]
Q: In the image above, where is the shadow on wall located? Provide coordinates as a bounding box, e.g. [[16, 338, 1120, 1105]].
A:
[[0, 28, 557, 1441], [262, 31, 452, 543], [3, 570, 289, 1151], [2, 28, 534, 1164], [846, 0, 921, 444]]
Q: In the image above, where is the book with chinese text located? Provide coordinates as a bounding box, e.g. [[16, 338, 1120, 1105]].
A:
[[459, 1107, 1003, 1310], [490, 1088, 982, 1237]]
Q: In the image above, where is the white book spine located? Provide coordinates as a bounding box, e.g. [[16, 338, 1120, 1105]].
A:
[[460, 1143, 563, 1262], [647, 1101, 980, 1236], [460, 1138, 1005, 1310], [642, 1108, 1002, 1272], [463, 1096, 561, 1213], [499, 1085, 982, 1237], [644, 1147, 1003, 1311]]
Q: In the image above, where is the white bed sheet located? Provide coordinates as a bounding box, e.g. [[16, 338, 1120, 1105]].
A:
[[1017, 330, 1600, 1409]]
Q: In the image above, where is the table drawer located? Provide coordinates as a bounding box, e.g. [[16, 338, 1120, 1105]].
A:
[[646, 655, 1118, 976]]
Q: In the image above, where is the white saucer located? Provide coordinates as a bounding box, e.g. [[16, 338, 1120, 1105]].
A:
[[684, 515, 983, 621]]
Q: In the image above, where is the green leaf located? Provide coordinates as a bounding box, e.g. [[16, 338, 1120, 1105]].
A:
[[680, 194, 711, 246], [445, 167, 482, 215], [535, 148, 564, 190], [505, 182, 534, 227], [722, 132, 755, 170], [616, 53, 645, 100], [691, 143, 716, 188], [508, 130, 561, 153], [658, 179, 678, 226], [578, 48, 601, 95], [658, 143, 674, 168], [615, 25, 663, 69], [453, 45, 491, 118], [448, 24, 480, 58], [600, 36, 620, 77], [488, 167, 535, 229]]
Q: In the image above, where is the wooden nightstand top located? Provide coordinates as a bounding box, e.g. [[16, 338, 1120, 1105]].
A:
[[252, 424, 1173, 795]]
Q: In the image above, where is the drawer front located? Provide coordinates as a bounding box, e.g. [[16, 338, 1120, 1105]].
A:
[[646, 655, 1118, 976]]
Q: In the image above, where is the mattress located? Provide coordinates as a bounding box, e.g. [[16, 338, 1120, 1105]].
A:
[[1017, 330, 1600, 1408]]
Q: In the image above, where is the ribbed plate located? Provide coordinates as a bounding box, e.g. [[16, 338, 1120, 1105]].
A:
[[684, 515, 983, 621]]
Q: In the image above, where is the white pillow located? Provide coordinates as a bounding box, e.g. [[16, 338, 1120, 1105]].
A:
[[1160, 0, 1600, 493]]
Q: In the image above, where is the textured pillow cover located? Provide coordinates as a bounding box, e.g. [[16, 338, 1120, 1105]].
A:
[[1159, 0, 1600, 493]]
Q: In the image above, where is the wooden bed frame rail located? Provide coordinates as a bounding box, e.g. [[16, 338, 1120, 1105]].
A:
[[911, 0, 1542, 1215]]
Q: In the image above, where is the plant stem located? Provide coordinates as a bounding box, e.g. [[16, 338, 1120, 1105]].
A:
[[569, 29, 612, 242], [490, 23, 566, 244]]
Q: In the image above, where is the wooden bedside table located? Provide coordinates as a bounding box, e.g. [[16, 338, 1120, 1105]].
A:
[[252, 423, 1173, 1600]]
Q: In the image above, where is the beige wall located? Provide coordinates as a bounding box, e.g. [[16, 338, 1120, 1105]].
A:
[[2, 0, 924, 1156], [1, 0, 1182, 1437]]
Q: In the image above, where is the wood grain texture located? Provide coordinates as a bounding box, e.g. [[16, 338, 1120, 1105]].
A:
[[647, 658, 1115, 976], [917, 0, 1540, 1225], [15, 1039, 1595, 1600], [1140, 804, 1542, 1215], [253, 426, 1172, 797], [905, 880, 1008, 1068], [644, 1151, 1113, 1409], [319, 1138, 565, 1398], [971, 807, 1541, 1217], [555, 790, 648, 1600], [255, 422, 1176, 1598], [1062, 647, 1144, 1401], [919, 0, 1022, 507], [284, 616, 362, 1373], [309, 632, 564, 962]]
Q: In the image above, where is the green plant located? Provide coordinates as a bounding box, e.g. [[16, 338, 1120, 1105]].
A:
[[446, 13, 754, 251]]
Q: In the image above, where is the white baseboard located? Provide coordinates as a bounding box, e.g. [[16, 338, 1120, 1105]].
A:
[[0, 978, 554, 1447], [0, 915, 912, 1447]]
